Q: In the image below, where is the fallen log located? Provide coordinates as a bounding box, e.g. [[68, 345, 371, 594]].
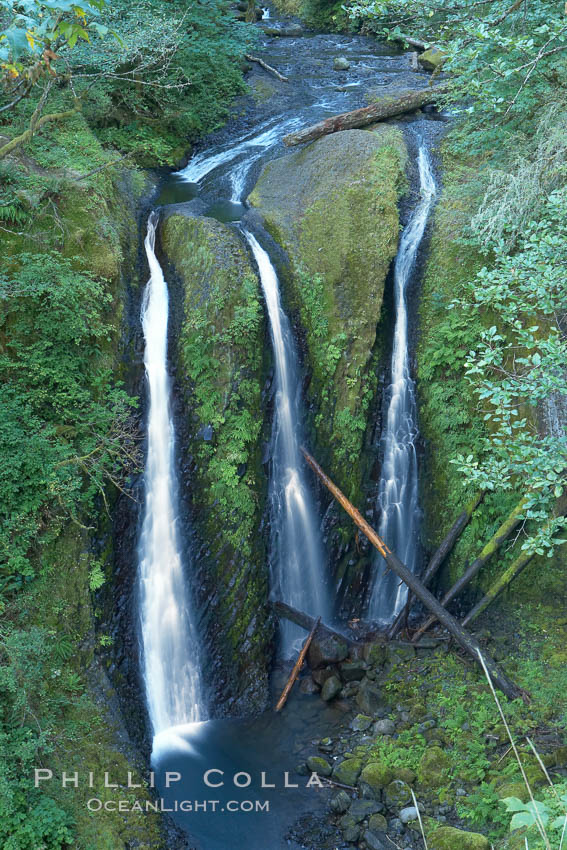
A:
[[461, 550, 535, 628], [392, 33, 429, 51], [283, 86, 447, 147], [245, 53, 289, 83], [388, 491, 485, 639], [273, 601, 356, 647], [301, 447, 523, 701], [412, 496, 528, 642], [275, 616, 320, 711]]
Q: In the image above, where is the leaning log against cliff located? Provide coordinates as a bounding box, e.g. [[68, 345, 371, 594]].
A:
[[411, 496, 528, 642], [388, 491, 485, 639], [283, 87, 447, 147], [301, 448, 523, 701], [275, 617, 320, 711]]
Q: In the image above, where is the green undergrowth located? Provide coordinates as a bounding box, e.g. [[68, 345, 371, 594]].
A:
[[417, 146, 525, 592], [362, 644, 567, 843]]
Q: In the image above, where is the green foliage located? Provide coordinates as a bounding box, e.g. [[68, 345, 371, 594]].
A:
[[0, 252, 136, 593], [0, 625, 75, 849], [502, 784, 567, 836], [81, 0, 256, 164], [452, 189, 567, 556], [181, 269, 264, 556], [347, 0, 567, 133]]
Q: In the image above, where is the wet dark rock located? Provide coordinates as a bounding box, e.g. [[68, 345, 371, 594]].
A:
[[349, 799, 384, 820], [364, 828, 389, 850], [307, 755, 333, 776], [312, 665, 338, 686], [356, 678, 382, 714], [321, 675, 342, 701], [339, 659, 367, 681], [308, 633, 349, 668], [330, 789, 352, 814], [299, 675, 320, 694], [350, 713, 373, 731]]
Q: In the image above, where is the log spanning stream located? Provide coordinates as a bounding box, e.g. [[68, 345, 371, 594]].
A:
[[135, 13, 441, 849]]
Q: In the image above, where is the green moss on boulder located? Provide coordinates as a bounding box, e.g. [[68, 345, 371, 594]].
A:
[[249, 126, 406, 502], [358, 761, 394, 797], [418, 745, 451, 788], [428, 825, 490, 850], [333, 757, 364, 785], [160, 212, 272, 713]]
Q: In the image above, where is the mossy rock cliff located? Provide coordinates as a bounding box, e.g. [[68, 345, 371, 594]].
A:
[[160, 212, 273, 715], [248, 126, 407, 504]]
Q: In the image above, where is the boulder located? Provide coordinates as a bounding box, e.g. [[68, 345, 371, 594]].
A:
[[382, 779, 412, 810], [321, 675, 342, 701], [428, 826, 490, 850], [306, 756, 332, 777], [358, 762, 393, 798], [374, 718, 396, 736], [364, 829, 388, 850], [368, 813, 388, 832], [418, 47, 447, 71], [329, 789, 351, 813], [248, 128, 406, 504], [399, 805, 419, 824], [356, 679, 382, 715], [339, 659, 367, 681], [333, 55, 350, 70], [308, 633, 349, 668], [348, 799, 383, 821], [350, 714, 373, 731], [418, 746, 451, 788], [333, 758, 363, 786], [299, 676, 320, 694]]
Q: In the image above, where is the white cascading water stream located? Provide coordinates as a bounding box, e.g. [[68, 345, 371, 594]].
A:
[[138, 213, 203, 736], [368, 144, 437, 623], [244, 231, 330, 652]]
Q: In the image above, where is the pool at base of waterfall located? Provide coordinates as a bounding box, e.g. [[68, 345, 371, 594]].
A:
[[152, 679, 348, 850]]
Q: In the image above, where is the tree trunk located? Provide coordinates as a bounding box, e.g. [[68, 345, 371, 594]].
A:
[[412, 497, 528, 642], [461, 550, 535, 627], [388, 491, 485, 639], [283, 86, 447, 147], [0, 102, 81, 161], [301, 448, 523, 701], [275, 617, 320, 711], [273, 601, 356, 647]]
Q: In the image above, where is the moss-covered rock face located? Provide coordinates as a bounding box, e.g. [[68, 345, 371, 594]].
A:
[[249, 125, 406, 507], [428, 825, 490, 850], [160, 211, 273, 715], [418, 745, 452, 788]]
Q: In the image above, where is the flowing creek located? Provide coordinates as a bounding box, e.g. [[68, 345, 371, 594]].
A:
[[136, 9, 443, 848]]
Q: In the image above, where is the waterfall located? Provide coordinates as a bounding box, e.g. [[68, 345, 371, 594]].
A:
[[244, 230, 330, 653], [138, 213, 203, 736], [368, 144, 437, 623]]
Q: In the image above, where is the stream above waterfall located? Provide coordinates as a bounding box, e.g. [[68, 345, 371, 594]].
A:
[[141, 7, 446, 847]]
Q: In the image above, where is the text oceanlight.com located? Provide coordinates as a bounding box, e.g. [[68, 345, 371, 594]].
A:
[[86, 799, 271, 813]]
